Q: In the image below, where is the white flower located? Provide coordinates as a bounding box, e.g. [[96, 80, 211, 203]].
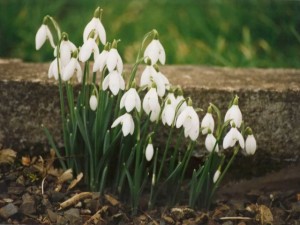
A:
[[89, 95, 98, 111], [111, 113, 134, 136], [144, 39, 166, 65], [79, 38, 99, 62], [83, 17, 106, 45], [223, 126, 245, 149], [145, 143, 154, 161], [120, 88, 141, 112], [245, 134, 257, 155], [60, 39, 77, 67], [142, 88, 161, 122], [213, 170, 221, 183], [48, 58, 60, 80], [166, 93, 187, 116], [62, 58, 82, 83], [201, 112, 214, 135], [161, 102, 175, 126], [35, 24, 55, 50], [224, 104, 242, 128], [176, 106, 200, 141], [205, 133, 219, 152], [102, 70, 125, 95], [106, 48, 123, 73], [140, 66, 168, 97], [93, 49, 108, 72]]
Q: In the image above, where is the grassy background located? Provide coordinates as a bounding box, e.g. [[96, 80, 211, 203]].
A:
[[0, 0, 300, 67]]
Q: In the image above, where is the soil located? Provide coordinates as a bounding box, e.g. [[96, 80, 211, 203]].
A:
[[0, 149, 299, 225]]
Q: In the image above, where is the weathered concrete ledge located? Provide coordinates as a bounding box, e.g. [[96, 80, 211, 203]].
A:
[[0, 59, 300, 165]]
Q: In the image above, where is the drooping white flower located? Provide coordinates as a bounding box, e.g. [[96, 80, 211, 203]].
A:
[[161, 101, 175, 126], [245, 134, 257, 155], [120, 88, 141, 112], [79, 38, 99, 62], [60, 38, 77, 67], [205, 133, 219, 152], [106, 48, 123, 73], [142, 88, 161, 122], [93, 49, 108, 72], [89, 95, 98, 111], [35, 24, 55, 50], [102, 70, 125, 95], [176, 105, 200, 141], [144, 38, 166, 65], [213, 170, 221, 183], [166, 93, 187, 116], [111, 113, 135, 136], [145, 142, 154, 161], [140, 65, 168, 97], [48, 58, 60, 80], [201, 112, 215, 135], [62, 57, 82, 83], [223, 125, 245, 149], [224, 104, 242, 128], [83, 8, 106, 45]]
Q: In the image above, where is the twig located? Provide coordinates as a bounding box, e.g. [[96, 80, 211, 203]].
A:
[[59, 192, 93, 210], [219, 216, 252, 220]]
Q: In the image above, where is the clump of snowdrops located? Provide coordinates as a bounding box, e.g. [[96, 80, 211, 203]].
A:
[[35, 7, 257, 214]]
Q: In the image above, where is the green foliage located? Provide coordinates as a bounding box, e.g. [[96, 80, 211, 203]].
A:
[[1, 0, 300, 67]]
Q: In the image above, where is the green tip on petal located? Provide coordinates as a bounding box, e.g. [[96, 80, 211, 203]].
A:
[[207, 105, 212, 114], [207, 128, 212, 134], [146, 58, 152, 66], [233, 95, 239, 105], [62, 32, 68, 41], [71, 49, 78, 58], [88, 29, 96, 39], [152, 29, 159, 39], [231, 122, 236, 128], [94, 7, 101, 18], [167, 99, 172, 104], [187, 97, 193, 106], [153, 64, 159, 72]]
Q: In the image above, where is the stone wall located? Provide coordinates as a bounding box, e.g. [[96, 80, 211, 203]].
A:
[[1, 59, 300, 164]]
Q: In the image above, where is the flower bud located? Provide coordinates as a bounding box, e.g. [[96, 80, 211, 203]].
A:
[[89, 95, 98, 111]]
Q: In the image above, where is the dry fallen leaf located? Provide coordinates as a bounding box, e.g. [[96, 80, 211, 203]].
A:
[[67, 172, 83, 191], [57, 168, 73, 184], [258, 205, 274, 225], [0, 148, 17, 164], [105, 194, 120, 206], [21, 156, 31, 166]]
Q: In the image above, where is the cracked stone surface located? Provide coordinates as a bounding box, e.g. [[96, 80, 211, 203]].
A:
[[0, 59, 299, 165]]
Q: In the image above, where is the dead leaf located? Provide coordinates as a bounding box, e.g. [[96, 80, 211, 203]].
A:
[[21, 156, 31, 166], [57, 168, 73, 184], [258, 205, 273, 225], [59, 192, 93, 210], [67, 172, 83, 191], [105, 194, 120, 206], [0, 148, 16, 164]]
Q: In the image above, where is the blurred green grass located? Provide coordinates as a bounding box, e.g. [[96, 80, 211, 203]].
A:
[[0, 0, 300, 67]]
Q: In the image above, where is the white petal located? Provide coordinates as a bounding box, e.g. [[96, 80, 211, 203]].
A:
[[122, 115, 132, 136], [76, 62, 83, 83], [205, 134, 218, 152], [95, 19, 106, 45], [145, 143, 154, 161], [223, 129, 234, 149], [89, 95, 98, 111], [106, 49, 118, 72], [62, 58, 76, 81], [245, 135, 257, 155], [83, 18, 97, 42], [144, 40, 159, 64], [162, 104, 175, 126], [201, 113, 214, 135], [102, 75, 109, 90], [236, 129, 245, 149], [60, 41, 72, 67], [213, 170, 221, 183], [116, 54, 123, 74], [120, 91, 127, 109], [79, 39, 93, 62], [134, 90, 141, 112], [93, 50, 108, 72], [109, 71, 120, 95], [35, 25, 47, 50], [176, 109, 187, 128], [157, 40, 166, 65], [124, 89, 135, 112], [111, 114, 124, 128], [45, 26, 55, 48]]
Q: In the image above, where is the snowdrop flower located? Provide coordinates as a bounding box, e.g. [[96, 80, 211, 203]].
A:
[[145, 140, 154, 161], [83, 7, 106, 45], [245, 128, 257, 155], [201, 105, 215, 135], [35, 17, 55, 50], [144, 30, 166, 65], [79, 36, 99, 62], [140, 64, 168, 97], [120, 88, 141, 113], [213, 170, 221, 183], [161, 100, 175, 126], [48, 58, 60, 80], [223, 124, 245, 149], [224, 96, 242, 128], [106, 42, 123, 73], [89, 95, 98, 111], [102, 70, 125, 95], [176, 100, 200, 141], [142, 88, 161, 122], [111, 113, 135, 136], [62, 53, 82, 83], [60, 33, 77, 67], [205, 131, 219, 152], [93, 44, 109, 72], [166, 92, 187, 116]]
